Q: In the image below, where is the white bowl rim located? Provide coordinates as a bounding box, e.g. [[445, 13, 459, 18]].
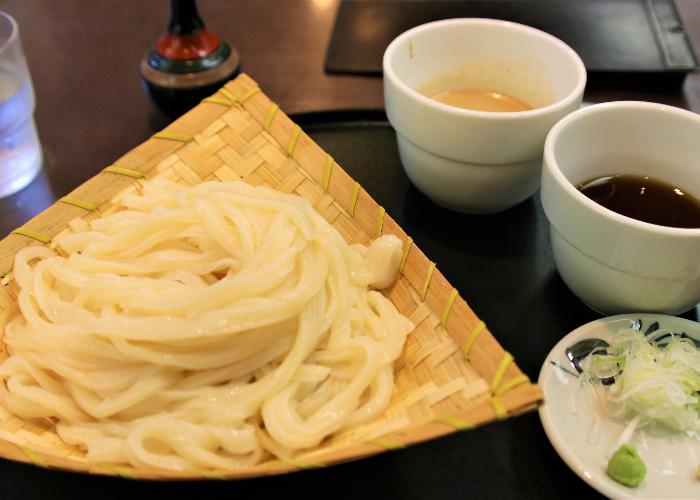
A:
[[382, 17, 587, 121], [543, 100, 700, 238]]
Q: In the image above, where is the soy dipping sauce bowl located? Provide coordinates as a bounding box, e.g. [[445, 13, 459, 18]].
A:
[[540, 101, 700, 315]]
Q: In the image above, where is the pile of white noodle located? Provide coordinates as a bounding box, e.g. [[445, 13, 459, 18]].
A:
[[0, 179, 413, 471]]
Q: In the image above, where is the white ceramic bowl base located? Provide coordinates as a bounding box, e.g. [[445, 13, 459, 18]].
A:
[[397, 135, 541, 213], [551, 228, 700, 315]]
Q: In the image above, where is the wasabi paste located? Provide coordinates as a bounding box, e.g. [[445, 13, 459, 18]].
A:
[[607, 444, 646, 488]]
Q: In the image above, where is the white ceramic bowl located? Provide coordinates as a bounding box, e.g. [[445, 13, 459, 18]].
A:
[[383, 18, 586, 213], [541, 101, 700, 315]]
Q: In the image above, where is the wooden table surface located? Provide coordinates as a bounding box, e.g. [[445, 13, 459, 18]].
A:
[[0, 1, 698, 499], [0, 0, 698, 236]]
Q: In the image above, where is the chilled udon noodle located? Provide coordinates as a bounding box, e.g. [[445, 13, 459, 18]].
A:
[[0, 179, 413, 471]]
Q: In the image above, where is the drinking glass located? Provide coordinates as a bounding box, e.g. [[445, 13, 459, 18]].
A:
[[0, 11, 41, 198]]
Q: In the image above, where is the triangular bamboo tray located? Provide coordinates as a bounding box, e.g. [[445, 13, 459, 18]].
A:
[[0, 74, 542, 479]]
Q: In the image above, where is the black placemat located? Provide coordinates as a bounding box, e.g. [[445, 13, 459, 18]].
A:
[[326, 0, 698, 88]]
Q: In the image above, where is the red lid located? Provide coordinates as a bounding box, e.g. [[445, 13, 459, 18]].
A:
[[155, 28, 220, 60]]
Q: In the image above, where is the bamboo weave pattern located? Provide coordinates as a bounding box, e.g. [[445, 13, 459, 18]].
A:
[[0, 74, 542, 479]]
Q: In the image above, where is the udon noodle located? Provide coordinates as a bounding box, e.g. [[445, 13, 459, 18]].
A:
[[0, 180, 413, 471]]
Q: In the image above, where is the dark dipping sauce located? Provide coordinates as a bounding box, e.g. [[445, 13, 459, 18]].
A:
[[577, 174, 700, 229]]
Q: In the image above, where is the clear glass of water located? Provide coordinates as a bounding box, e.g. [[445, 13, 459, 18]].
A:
[[0, 11, 41, 198]]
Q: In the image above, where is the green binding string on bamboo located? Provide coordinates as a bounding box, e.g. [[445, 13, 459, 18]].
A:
[[433, 415, 473, 430], [286, 125, 302, 156], [264, 103, 279, 131], [11, 227, 51, 244], [494, 374, 530, 397], [419, 261, 436, 301], [280, 458, 323, 470], [20, 446, 47, 468], [490, 396, 508, 420], [489, 351, 529, 397], [220, 87, 237, 102], [366, 438, 405, 450], [238, 85, 260, 103], [98, 464, 138, 479], [462, 320, 486, 360], [348, 182, 360, 217], [197, 468, 226, 480], [203, 95, 236, 106], [375, 206, 385, 239], [322, 155, 334, 193], [490, 352, 514, 393], [103, 165, 145, 178], [488, 352, 531, 419], [440, 288, 459, 328], [399, 236, 413, 273], [153, 131, 193, 142], [58, 196, 97, 211]]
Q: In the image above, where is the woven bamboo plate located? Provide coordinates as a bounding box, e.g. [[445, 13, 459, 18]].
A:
[[0, 74, 542, 479]]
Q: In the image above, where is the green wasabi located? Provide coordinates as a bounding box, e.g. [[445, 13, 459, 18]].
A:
[[607, 444, 646, 488]]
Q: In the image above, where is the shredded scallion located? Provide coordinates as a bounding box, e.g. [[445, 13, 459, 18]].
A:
[[580, 327, 700, 437]]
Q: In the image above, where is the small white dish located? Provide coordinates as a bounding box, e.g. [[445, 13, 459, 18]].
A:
[[538, 313, 700, 499]]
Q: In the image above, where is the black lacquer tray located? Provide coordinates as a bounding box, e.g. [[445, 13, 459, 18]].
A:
[[4, 110, 698, 499]]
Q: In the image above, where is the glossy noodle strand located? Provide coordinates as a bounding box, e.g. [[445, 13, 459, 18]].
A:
[[0, 180, 413, 471]]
